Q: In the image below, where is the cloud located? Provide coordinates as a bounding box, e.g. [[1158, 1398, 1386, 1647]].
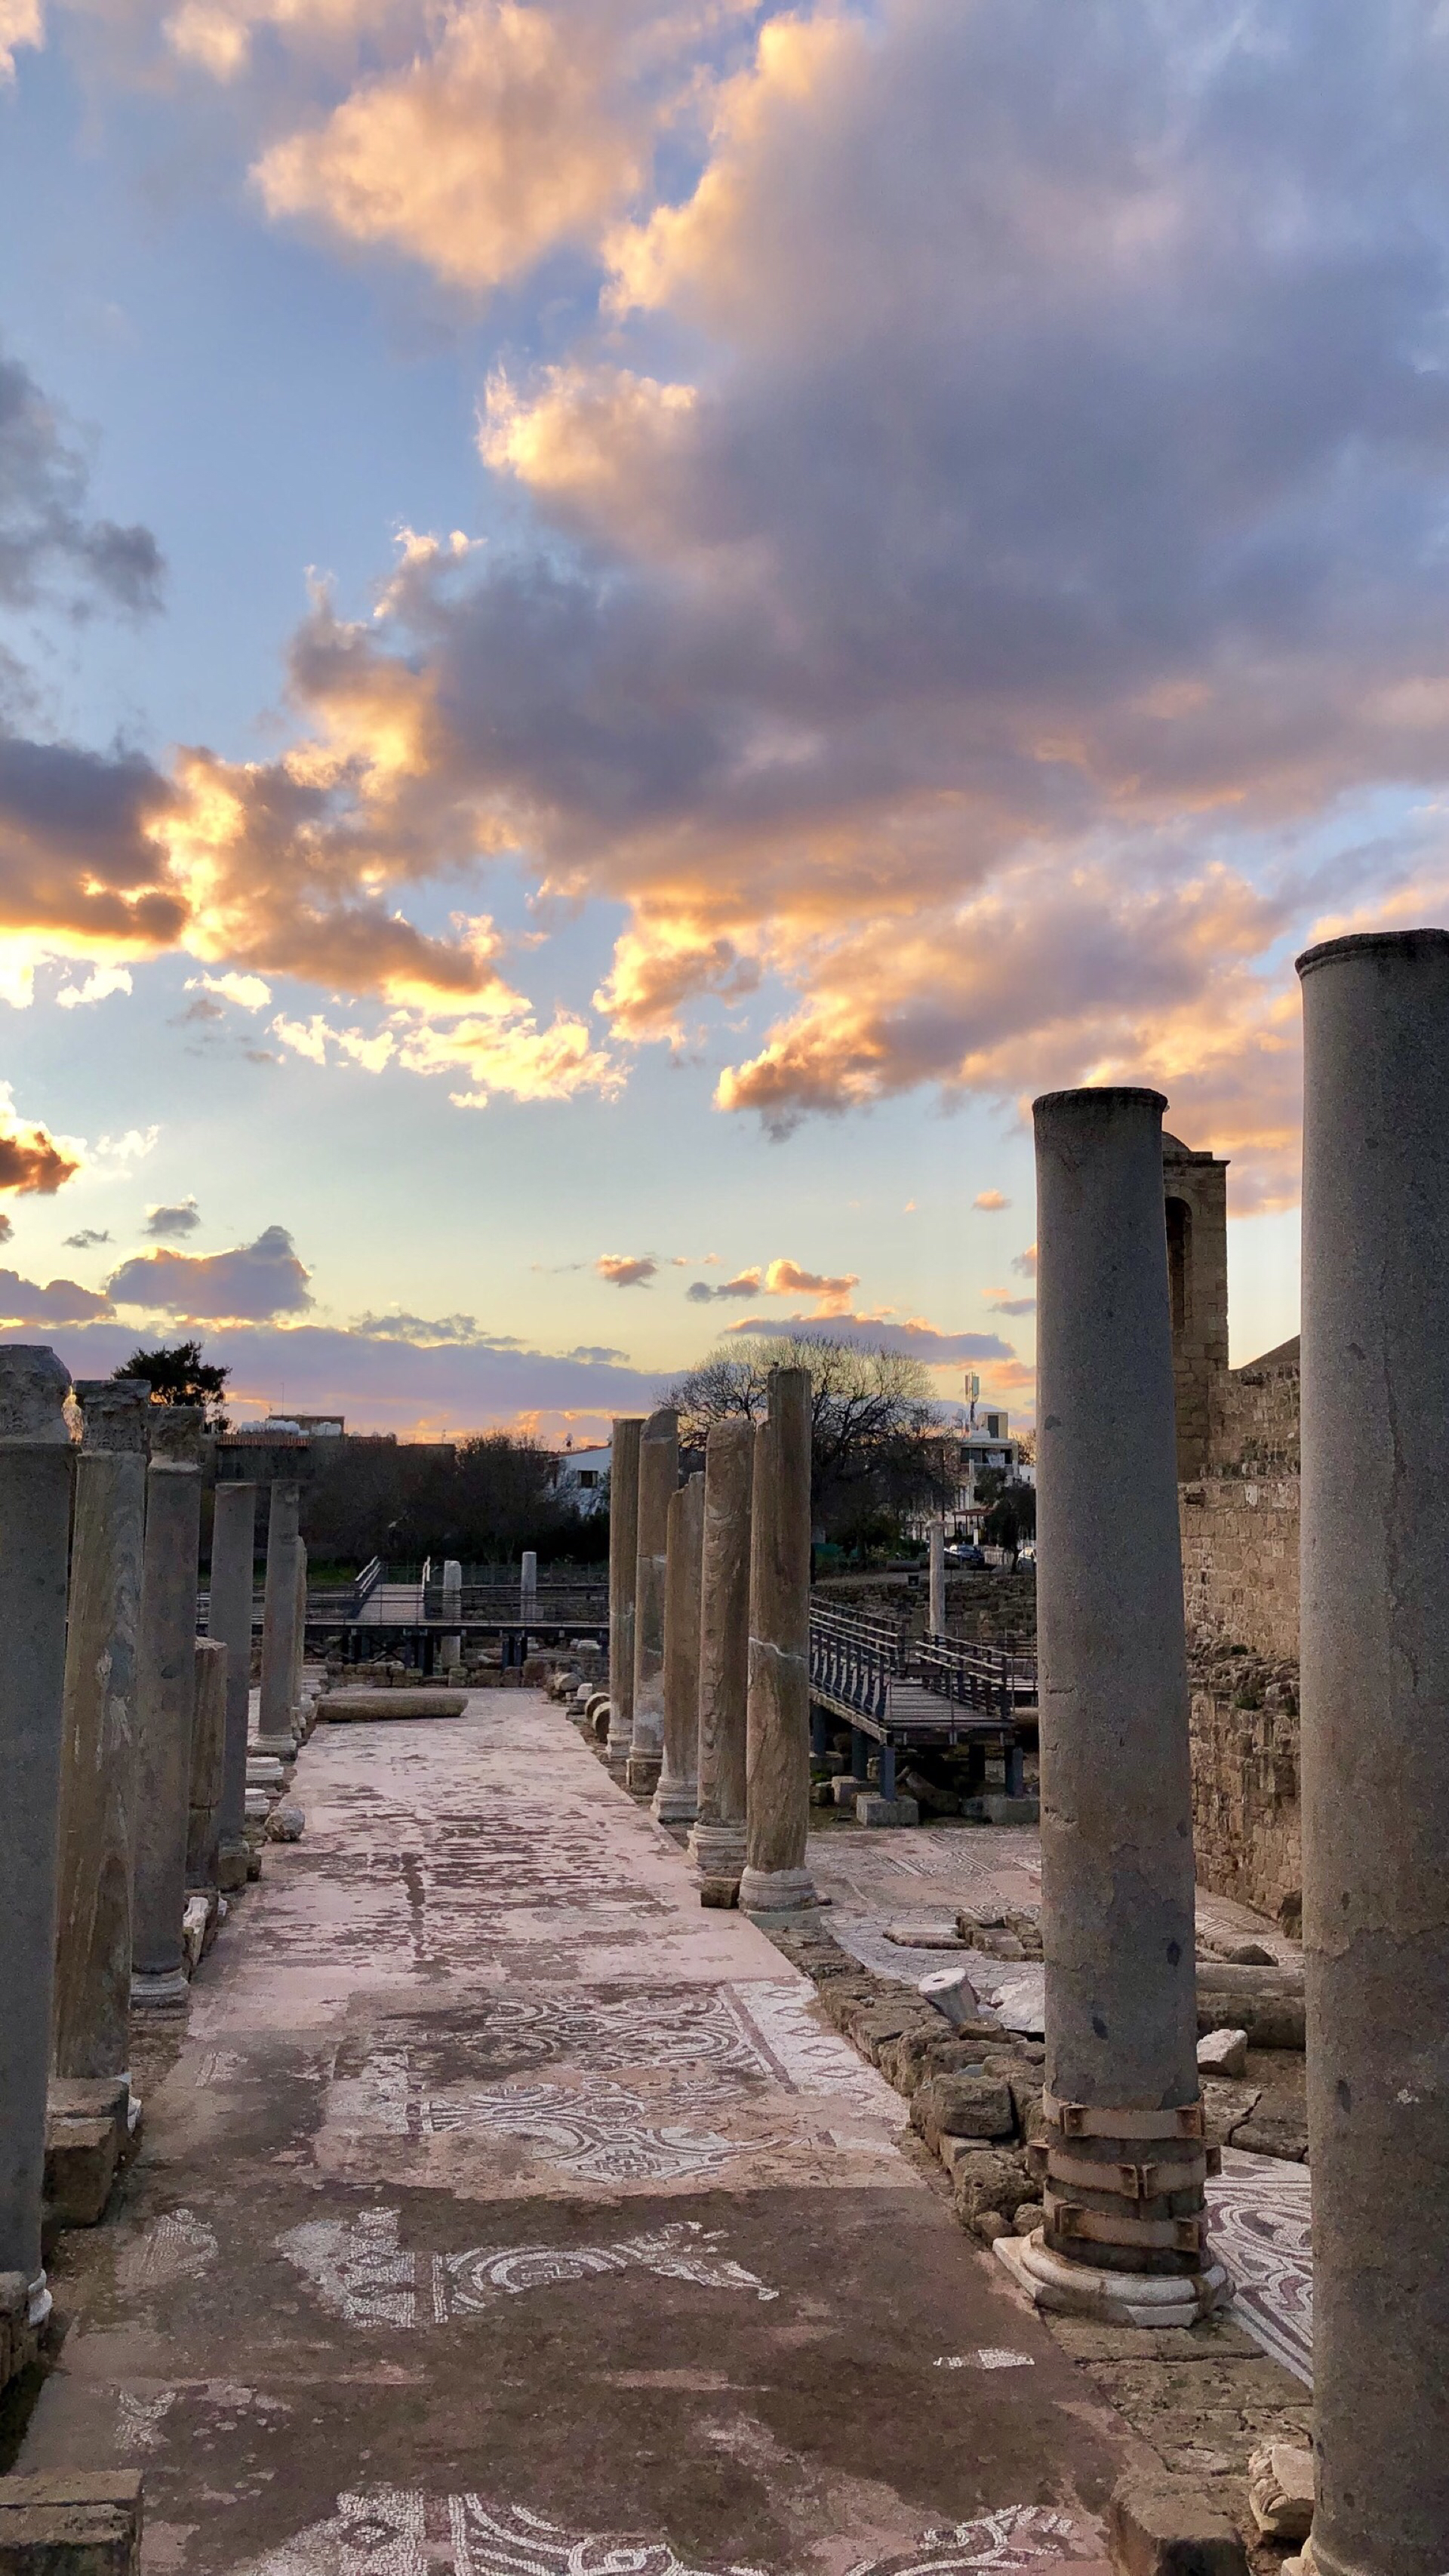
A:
[[63, 1227, 111, 1248], [595, 1253, 657, 1288], [685, 1266, 761, 1303], [723, 1310, 1014, 1365], [0, 1212, 11, 1242], [187, 971, 272, 1010], [1, 0, 42, 82], [0, 1270, 112, 1325], [988, 1295, 1036, 1317], [106, 1223, 313, 1320], [761, 1257, 858, 1313], [143, 1198, 202, 1238], [0, 1090, 82, 1194], [1012, 1245, 1037, 1278], [974, 1191, 1010, 1212], [1, 345, 164, 616]]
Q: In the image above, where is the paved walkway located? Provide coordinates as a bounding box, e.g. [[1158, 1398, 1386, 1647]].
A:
[[23, 1694, 1137, 2576]]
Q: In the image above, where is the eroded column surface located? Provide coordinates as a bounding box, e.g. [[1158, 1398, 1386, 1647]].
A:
[[131, 1406, 205, 2012], [51, 1379, 148, 2088], [293, 1537, 309, 1722], [928, 1521, 946, 1639], [607, 1418, 643, 1775], [209, 1480, 257, 1894], [653, 1474, 704, 1825], [257, 1481, 301, 1756], [688, 1414, 753, 1892], [740, 1369, 817, 1914], [628, 1408, 678, 1797], [1297, 929, 1449, 2576], [0, 1346, 74, 2321], [186, 1636, 229, 1895], [1010, 1087, 1220, 2329], [441, 1557, 463, 1673]]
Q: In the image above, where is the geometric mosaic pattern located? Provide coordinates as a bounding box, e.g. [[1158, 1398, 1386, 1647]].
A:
[[1206, 2149, 1313, 2387], [275, 2208, 779, 2326]]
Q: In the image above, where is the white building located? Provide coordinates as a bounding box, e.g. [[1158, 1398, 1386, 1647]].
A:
[[550, 1442, 611, 1515]]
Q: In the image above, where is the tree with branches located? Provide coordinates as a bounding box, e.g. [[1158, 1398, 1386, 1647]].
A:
[[113, 1338, 231, 1428], [666, 1332, 947, 1547]]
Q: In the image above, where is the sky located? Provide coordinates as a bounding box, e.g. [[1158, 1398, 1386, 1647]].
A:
[[3, 0, 1446, 1437]]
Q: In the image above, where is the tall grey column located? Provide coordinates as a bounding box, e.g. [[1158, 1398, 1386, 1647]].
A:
[[520, 1550, 537, 1620], [0, 1347, 73, 2324], [292, 1536, 309, 1721], [51, 1379, 147, 2089], [186, 1637, 228, 1894], [607, 1418, 643, 1777], [928, 1520, 945, 1638], [740, 1370, 817, 1913], [131, 1406, 205, 2011], [688, 1416, 753, 1891], [1004, 1088, 1221, 2328], [441, 1557, 463, 1673], [1297, 929, 1449, 2576], [653, 1474, 704, 1825], [257, 1481, 300, 1756], [208, 1480, 257, 1894], [628, 1408, 678, 1796]]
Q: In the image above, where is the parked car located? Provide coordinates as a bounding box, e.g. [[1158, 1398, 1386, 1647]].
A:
[[944, 1543, 986, 1568]]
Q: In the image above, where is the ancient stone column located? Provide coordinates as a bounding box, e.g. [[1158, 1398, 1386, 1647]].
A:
[[607, 1418, 643, 1776], [0, 1347, 74, 2324], [441, 1556, 463, 1672], [653, 1474, 704, 1825], [1004, 1088, 1221, 2328], [292, 1537, 309, 1720], [740, 1370, 817, 1913], [688, 1415, 753, 1892], [1297, 929, 1449, 2576], [257, 1481, 301, 1757], [208, 1481, 257, 1894], [928, 1519, 946, 1638], [51, 1379, 148, 2091], [186, 1637, 228, 1895], [628, 1408, 678, 1796], [131, 1407, 205, 2011], [520, 1550, 537, 1619]]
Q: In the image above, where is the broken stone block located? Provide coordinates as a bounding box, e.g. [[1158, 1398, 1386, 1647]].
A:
[[972, 2207, 1011, 2242], [265, 1803, 306, 1843], [1106, 2473, 1249, 2575], [948, 2144, 1028, 2218], [980, 1793, 1039, 1825], [856, 1794, 920, 1827], [0, 2472, 143, 2576], [1011, 2201, 1043, 2234], [1231, 2088, 1309, 2161], [912, 2071, 1015, 2150], [1197, 2026, 1248, 2078], [1246, 2445, 1314, 2541], [43, 2079, 131, 2229]]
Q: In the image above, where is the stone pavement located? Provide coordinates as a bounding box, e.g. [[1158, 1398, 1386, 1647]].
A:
[[18, 1692, 1143, 2576]]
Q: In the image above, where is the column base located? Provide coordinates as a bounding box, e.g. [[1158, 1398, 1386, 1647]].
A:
[[651, 1776, 699, 1825], [993, 2229, 1229, 2329], [626, 1753, 662, 1798], [252, 1734, 296, 1765], [217, 1837, 250, 1893], [688, 1820, 747, 1878], [129, 1965, 191, 2013], [740, 1864, 820, 1913]]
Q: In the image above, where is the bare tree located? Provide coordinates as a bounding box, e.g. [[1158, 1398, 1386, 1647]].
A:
[[666, 1333, 946, 1544]]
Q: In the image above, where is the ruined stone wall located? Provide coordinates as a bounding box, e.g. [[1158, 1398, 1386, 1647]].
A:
[[1180, 1474, 1301, 1663], [1189, 1644, 1302, 1926]]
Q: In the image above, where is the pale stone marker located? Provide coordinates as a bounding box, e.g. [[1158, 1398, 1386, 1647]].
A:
[[131, 1406, 205, 2012], [257, 1481, 301, 1758], [208, 1479, 257, 1893], [740, 1369, 817, 1914], [653, 1474, 703, 1825], [1297, 928, 1449, 2576], [928, 1519, 945, 1638], [0, 1346, 74, 2325], [51, 1380, 147, 2094], [688, 1415, 753, 1893], [628, 1408, 678, 1797], [997, 1088, 1226, 2328], [607, 1417, 643, 1777]]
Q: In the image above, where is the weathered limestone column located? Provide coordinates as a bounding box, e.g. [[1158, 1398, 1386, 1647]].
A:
[[257, 1481, 300, 1757], [928, 1519, 946, 1639], [0, 1347, 74, 2324], [292, 1537, 309, 1722], [520, 1550, 537, 1620], [607, 1418, 643, 1776], [740, 1370, 817, 1913], [628, 1408, 678, 1796], [1297, 929, 1449, 2576], [51, 1379, 148, 2088], [688, 1415, 753, 1893], [653, 1474, 703, 1825], [441, 1557, 463, 1672], [186, 1637, 228, 1896], [208, 1480, 257, 1894], [1002, 1088, 1222, 2328], [131, 1406, 205, 2011]]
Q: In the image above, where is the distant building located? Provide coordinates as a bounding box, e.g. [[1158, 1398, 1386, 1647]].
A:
[[550, 1442, 611, 1515]]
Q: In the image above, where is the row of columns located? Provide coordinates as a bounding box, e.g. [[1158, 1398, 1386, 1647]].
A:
[[1019, 930, 1446, 2576], [608, 1371, 817, 1913], [0, 1377, 312, 2330]]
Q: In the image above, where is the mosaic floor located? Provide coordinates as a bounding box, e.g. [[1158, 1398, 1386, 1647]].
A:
[[26, 1693, 1132, 2576]]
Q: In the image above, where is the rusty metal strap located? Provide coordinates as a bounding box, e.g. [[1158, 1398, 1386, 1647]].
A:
[[1047, 2149, 1206, 2202], [1044, 2192, 1204, 2254], [1043, 2092, 1204, 2142]]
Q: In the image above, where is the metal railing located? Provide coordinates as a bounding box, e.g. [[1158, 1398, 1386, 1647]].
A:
[[915, 1635, 1037, 1723], [808, 1604, 906, 1729]]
